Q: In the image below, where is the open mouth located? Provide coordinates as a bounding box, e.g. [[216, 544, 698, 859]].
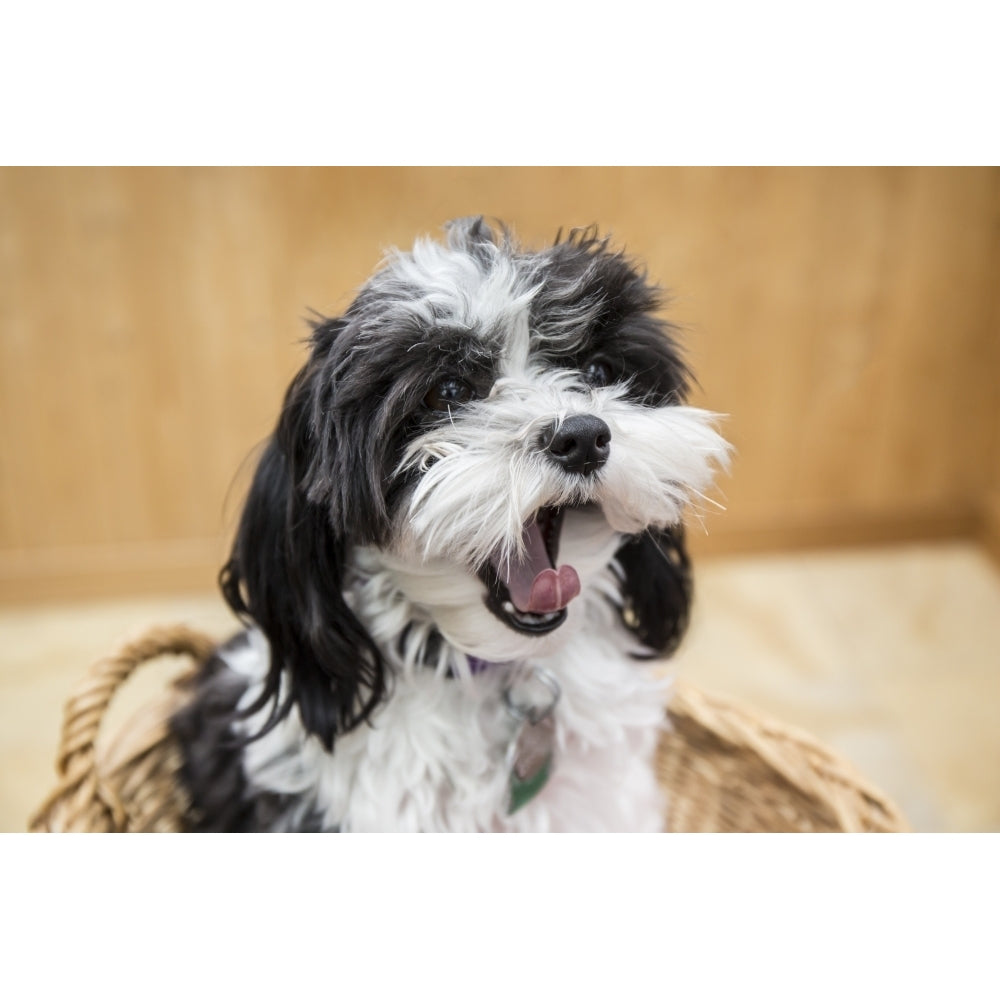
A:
[[480, 505, 583, 635]]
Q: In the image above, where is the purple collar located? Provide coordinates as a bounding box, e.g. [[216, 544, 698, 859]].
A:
[[467, 656, 496, 676]]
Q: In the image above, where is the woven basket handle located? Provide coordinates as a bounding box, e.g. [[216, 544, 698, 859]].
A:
[[30, 625, 216, 832]]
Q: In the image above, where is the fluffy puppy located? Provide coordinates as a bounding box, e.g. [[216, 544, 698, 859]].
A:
[[171, 218, 730, 832]]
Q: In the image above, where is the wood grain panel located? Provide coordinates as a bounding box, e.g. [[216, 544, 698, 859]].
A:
[[1, 167, 998, 601]]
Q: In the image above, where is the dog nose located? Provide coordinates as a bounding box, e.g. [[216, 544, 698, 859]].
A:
[[546, 415, 611, 476]]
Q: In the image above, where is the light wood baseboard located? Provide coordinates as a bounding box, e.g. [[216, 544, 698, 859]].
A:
[[979, 493, 1000, 569], [687, 508, 980, 558]]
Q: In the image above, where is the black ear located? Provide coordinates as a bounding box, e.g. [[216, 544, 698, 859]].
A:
[[614, 525, 693, 657], [220, 359, 387, 751]]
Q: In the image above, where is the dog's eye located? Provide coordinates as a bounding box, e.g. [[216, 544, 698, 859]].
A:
[[424, 377, 475, 411], [582, 360, 612, 388]]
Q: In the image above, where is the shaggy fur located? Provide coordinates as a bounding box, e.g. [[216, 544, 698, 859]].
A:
[[170, 218, 730, 832]]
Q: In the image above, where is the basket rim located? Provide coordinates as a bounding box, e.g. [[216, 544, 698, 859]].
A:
[[30, 623, 911, 833]]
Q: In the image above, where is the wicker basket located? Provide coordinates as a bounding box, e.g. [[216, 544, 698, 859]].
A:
[[30, 625, 909, 833]]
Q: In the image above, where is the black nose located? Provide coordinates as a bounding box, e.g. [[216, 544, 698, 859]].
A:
[[546, 415, 611, 476]]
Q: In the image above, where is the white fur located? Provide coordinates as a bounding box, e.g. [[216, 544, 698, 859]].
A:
[[224, 574, 671, 832], [372, 231, 538, 350], [400, 371, 727, 572]]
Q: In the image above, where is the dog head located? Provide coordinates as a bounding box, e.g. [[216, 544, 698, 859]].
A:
[[223, 219, 730, 747]]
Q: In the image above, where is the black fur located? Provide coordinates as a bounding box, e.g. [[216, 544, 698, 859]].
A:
[[303, 317, 499, 531], [615, 525, 692, 657], [220, 350, 389, 751], [531, 226, 692, 405], [170, 637, 326, 831]]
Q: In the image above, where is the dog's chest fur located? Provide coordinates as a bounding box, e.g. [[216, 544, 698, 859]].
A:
[[215, 594, 668, 833]]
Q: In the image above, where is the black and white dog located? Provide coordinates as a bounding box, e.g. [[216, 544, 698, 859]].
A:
[[171, 218, 729, 831]]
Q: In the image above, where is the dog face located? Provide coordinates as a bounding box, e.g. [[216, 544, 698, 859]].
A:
[[222, 219, 729, 747]]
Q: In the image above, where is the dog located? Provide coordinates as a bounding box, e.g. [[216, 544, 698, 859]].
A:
[[170, 218, 730, 831]]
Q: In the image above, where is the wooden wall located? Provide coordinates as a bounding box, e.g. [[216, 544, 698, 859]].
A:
[[1, 167, 998, 601]]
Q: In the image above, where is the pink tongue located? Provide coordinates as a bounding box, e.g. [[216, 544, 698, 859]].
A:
[[524, 565, 582, 613], [497, 519, 581, 614]]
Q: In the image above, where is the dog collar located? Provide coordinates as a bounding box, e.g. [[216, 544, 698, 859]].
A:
[[466, 655, 496, 675]]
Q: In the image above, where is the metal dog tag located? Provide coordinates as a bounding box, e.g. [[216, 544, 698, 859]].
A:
[[503, 668, 561, 814], [507, 713, 556, 813]]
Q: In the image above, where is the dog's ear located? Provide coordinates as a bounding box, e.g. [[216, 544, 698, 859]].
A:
[[614, 525, 693, 657], [220, 348, 387, 751]]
